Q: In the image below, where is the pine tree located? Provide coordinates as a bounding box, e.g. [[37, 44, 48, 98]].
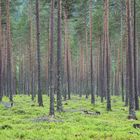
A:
[[49, 0, 55, 116], [57, 0, 63, 112], [35, 0, 43, 106]]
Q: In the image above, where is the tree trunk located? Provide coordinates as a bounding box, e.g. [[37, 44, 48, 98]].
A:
[[36, 0, 43, 106], [57, 0, 63, 112], [49, 0, 55, 116], [133, 0, 139, 110], [126, 0, 137, 120], [120, 0, 124, 102], [104, 0, 111, 111], [0, 0, 2, 102], [6, 0, 13, 104], [89, 0, 95, 104]]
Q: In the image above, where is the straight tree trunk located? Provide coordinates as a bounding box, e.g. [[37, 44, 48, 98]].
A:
[[125, 26, 129, 106], [96, 47, 99, 97], [57, 0, 63, 112], [104, 0, 111, 111], [49, 0, 55, 116], [63, 12, 67, 100], [0, 0, 2, 102], [120, 0, 124, 102], [64, 9, 71, 100], [67, 39, 71, 100], [84, 16, 89, 99], [99, 35, 104, 102], [36, 0, 43, 106], [29, 0, 35, 101], [6, 0, 13, 104], [126, 0, 137, 119], [89, 0, 95, 104], [133, 0, 139, 110]]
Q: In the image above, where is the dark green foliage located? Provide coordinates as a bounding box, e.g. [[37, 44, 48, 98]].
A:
[[0, 124, 12, 130]]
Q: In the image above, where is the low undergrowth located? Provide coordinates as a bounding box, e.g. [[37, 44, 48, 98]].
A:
[[0, 95, 140, 140]]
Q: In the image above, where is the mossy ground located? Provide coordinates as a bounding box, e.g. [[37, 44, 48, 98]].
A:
[[0, 95, 140, 140]]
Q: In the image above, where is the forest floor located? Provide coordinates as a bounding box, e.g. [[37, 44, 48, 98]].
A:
[[0, 95, 140, 140]]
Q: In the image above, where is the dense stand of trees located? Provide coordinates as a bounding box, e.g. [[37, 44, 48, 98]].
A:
[[0, 0, 140, 119]]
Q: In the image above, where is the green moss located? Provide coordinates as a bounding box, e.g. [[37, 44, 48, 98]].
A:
[[0, 95, 140, 140]]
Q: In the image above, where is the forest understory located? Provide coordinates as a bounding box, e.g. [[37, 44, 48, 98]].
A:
[[0, 95, 140, 140]]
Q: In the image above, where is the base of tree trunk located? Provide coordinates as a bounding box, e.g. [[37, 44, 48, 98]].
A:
[[57, 109, 63, 112], [107, 109, 112, 111], [49, 115, 55, 118], [85, 95, 88, 99], [11, 102, 13, 107], [133, 124, 140, 129], [128, 115, 137, 120], [38, 104, 44, 107]]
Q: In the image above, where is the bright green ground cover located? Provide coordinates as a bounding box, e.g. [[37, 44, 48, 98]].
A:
[[0, 95, 140, 140]]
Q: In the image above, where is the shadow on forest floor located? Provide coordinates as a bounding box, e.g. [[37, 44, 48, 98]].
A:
[[0, 101, 13, 108]]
